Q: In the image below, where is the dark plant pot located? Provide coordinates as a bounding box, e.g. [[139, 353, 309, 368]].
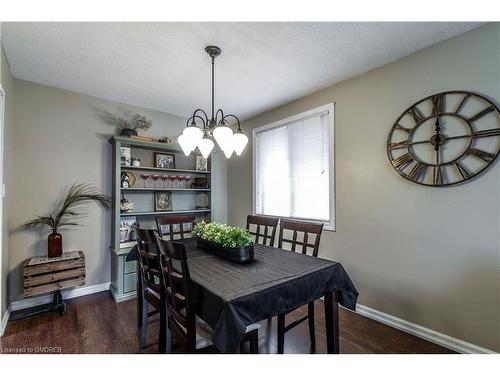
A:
[[120, 128, 138, 137], [48, 231, 63, 258], [196, 238, 254, 263]]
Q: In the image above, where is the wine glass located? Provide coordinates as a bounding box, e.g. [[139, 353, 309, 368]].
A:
[[185, 176, 191, 189], [173, 176, 180, 189], [151, 174, 160, 189], [161, 175, 169, 188], [167, 175, 175, 189], [140, 173, 150, 188]]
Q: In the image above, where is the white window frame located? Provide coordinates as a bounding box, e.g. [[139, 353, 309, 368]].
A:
[[0, 83, 4, 318], [252, 103, 335, 231]]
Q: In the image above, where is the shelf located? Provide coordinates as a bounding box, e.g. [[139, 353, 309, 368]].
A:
[[121, 188, 211, 192], [122, 165, 211, 174], [120, 209, 211, 217], [110, 136, 203, 155]]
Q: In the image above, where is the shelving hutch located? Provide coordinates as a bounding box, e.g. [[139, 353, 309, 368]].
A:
[[109, 136, 212, 302]]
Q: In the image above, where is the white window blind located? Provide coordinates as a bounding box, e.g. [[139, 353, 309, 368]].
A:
[[254, 109, 332, 225]]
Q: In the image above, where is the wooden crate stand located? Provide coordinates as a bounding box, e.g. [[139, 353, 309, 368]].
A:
[[13, 251, 86, 319]]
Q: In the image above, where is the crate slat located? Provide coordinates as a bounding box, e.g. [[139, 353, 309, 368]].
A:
[[24, 268, 86, 287], [24, 276, 85, 298], [24, 256, 85, 277]]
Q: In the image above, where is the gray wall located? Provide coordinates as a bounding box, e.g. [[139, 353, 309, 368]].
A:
[[227, 23, 500, 351], [1, 40, 14, 321], [9, 79, 227, 302]]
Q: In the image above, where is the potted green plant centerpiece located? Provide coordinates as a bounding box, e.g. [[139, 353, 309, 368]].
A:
[[23, 183, 111, 258], [192, 221, 254, 263]]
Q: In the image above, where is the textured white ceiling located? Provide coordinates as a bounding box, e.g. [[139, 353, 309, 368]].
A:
[[2, 22, 483, 120]]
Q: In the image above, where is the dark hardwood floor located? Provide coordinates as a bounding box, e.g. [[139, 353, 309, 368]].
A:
[[0, 291, 454, 354]]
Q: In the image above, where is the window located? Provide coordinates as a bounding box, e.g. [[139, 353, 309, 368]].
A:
[[253, 104, 335, 230]]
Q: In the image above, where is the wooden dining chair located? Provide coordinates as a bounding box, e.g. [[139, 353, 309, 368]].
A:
[[136, 228, 167, 352], [156, 215, 196, 240], [155, 236, 261, 353], [246, 215, 279, 246], [276, 219, 324, 353]]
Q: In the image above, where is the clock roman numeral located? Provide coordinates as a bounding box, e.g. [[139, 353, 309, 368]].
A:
[[391, 153, 413, 170], [454, 94, 471, 114], [394, 124, 412, 134], [469, 106, 495, 122], [407, 162, 426, 182], [433, 166, 444, 186], [431, 94, 444, 116], [407, 106, 425, 125], [388, 140, 410, 150], [466, 148, 495, 162], [455, 161, 471, 180], [473, 128, 500, 138]]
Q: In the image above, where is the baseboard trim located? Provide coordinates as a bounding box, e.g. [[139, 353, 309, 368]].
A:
[[355, 303, 496, 354], [1, 305, 11, 336], [109, 288, 136, 303], [10, 282, 111, 312]]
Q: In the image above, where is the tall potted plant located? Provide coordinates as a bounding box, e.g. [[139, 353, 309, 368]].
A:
[[23, 183, 111, 258]]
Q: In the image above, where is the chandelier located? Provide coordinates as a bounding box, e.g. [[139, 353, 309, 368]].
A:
[[177, 46, 248, 159]]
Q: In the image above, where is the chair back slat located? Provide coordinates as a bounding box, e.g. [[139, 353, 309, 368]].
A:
[[278, 219, 324, 257], [136, 229, 161, 296], [246, 215, 279, 246], [155, 236, 197, 351], [156, 215, 196, 241]]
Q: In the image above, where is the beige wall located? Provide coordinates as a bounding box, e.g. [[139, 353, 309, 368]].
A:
[[8, 79, 227, 302], [228, 23, 500, 351], [1, 42, 14, 321]]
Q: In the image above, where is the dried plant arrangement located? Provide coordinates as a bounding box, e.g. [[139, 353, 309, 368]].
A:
[[101, 110, 153, 136]]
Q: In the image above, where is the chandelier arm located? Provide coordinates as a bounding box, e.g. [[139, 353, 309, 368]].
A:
[[187, 114, 208, 129], [215, 109, 225, 125], [222, 114, 242, 131], [192, 109, 209, 124]]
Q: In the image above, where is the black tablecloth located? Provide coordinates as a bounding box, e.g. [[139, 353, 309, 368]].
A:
[[128, 238, 358, 353]]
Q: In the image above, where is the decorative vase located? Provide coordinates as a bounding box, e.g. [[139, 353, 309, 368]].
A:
[[48, 231, 63, 258], [120, 128, 138, 137]]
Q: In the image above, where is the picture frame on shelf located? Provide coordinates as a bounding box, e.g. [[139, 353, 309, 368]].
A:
[[154, 191, 172, 211], [154, 152, 175, 169], [196, 156, 208, 171], [120, 216, 136, 243], [120, 146, 131, 166]]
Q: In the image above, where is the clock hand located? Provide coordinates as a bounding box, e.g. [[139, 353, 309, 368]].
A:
[[434, 116, 441, 165]]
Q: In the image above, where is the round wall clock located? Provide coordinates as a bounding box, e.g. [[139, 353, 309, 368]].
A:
[[387, 91, 500, 187]]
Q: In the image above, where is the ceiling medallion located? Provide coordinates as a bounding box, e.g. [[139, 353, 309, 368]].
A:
[[178, 46, 248, 159]]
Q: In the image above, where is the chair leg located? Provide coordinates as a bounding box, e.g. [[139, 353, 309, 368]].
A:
[[250, 330, 259, 354], [137, 274, 143, 328], [277, 314, 285, 354], [139, 301, 148, 349], [158, 303, 167, 353], [308, 302, 316, 348]]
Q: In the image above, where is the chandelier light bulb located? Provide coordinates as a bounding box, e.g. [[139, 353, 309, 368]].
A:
[[213, 124, 233, 149], [222, 143, 234, 159], [197, 136, 215, 159], [233, 131, 249, 156], [177, 134, 193, 156], [183, 124, 203, 147]]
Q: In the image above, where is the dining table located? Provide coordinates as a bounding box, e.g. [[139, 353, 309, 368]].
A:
[[128, 237, 358, 354]]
